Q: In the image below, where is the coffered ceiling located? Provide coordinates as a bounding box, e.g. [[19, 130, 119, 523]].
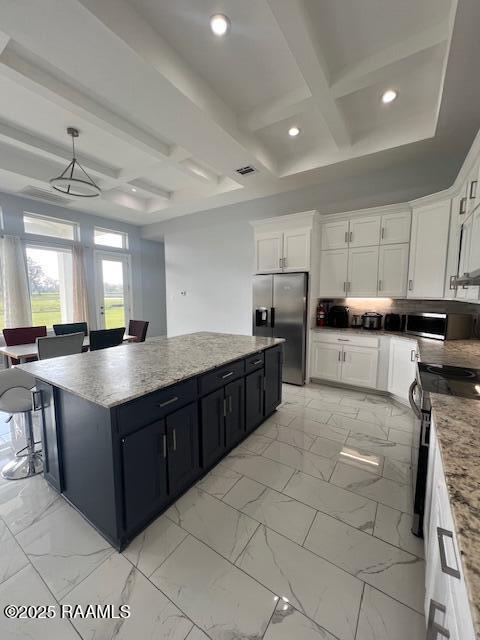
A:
[[0, 0, 473, 225]]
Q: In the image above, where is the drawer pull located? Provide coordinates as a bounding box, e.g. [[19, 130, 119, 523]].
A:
[[437, 527, 461, 578], [221, 371, 234, 379], [228, 395, 233, 414], [158, 396, 178, 408], [162, 434, 167, 459], [252, 359, 262, 365], [427, 599, 450, 639], [338, 338, 350, 342], [172, 429, 177, 452]]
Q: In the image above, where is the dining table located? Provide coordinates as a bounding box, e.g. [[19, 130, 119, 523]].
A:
[[0, 334, 136, 366]]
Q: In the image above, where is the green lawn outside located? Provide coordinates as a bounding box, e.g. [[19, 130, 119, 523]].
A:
[[0, 292, 125, 331]]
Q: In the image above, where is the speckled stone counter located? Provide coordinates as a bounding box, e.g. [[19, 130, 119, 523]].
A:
[[18, 332, 284, 408], [313, 326, 480, 632]]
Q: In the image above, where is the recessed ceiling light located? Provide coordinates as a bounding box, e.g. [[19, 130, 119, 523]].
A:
[[210, 14, 231, 36], [288, 126, 300, 137], [382, 89, 397, 104], [131, 187, 137, 192]]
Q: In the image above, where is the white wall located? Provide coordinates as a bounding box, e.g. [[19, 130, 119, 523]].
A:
[[0, 191, 167, 336]]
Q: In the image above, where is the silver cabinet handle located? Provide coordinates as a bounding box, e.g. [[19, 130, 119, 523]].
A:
[[252, 359, 262, 365], [470, 180, 477, 199], [378, 279, 382, 291], [337, 351, 341, 362], [162, 434, 167, 459], [221, 371, 234, 379], [223, 397, 228, 417], [408, 279, 413, 291], [344, 231, 348, 243], [172, 429, 177, 452], [408, 380, 422, 419], [410, 349, 416, 362], [343, 351, 346, 362], [349, 231, 353, 242], [343, 281, 346, 292], [32, 389, 44, 411], [228, 395, 233, 414], [427, 600, 450, 640], [158, 396, 178, 408], [282, 257, 287, 268], [381, 227, 385, 240], [338, 338, 350, 342], [459, 196, 467, 215], [449, 275, 458, 290], [279, 257, 282, 269], [437, 527, 461, 578]]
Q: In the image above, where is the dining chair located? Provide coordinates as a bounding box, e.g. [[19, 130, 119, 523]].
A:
[[53, 322, 88, 336], [37, 332, 85, 360], [3, 326, 47, 365], [89, 327, 126, 351], [128, 319, 149, 343]]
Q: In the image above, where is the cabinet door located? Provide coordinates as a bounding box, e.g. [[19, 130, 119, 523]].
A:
[[468, 206, 480, 274], [35, 381, 62, 491], [245, 369, 264, 433], [122, 420, 168, 532], [255, 232, 283, 273], [380, 211, 411, 244], [347, 246, 379, 297], [166, 403, 200, 497], [444, 192, 465, 300], [341, 346, 379, 389], [283, 228, 310, 272], [321, 220, 349, 250], [225, 378, 245, 448], [456, 214, 479, 301], [319, 249, 348, 297], [200, 389, 225, 468], [466, 164, 479, 216], [387, 338, 417, 401], [407, 201, 450, 298], [378, 243, 409, 297], [349, 216, 381, 247], [264, 346, 282, 415], [310, 341, 341, 381]]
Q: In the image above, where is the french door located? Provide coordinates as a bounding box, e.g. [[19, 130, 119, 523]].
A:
[[94, 252, 132, 330]]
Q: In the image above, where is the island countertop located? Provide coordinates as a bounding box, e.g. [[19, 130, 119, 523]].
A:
[[18, 332, 284, 408]]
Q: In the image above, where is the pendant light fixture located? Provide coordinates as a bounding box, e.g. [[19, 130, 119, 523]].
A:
[[50, 127, 101, 198]]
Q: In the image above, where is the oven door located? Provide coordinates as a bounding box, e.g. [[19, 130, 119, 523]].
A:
[[405, 313, 447, 340]]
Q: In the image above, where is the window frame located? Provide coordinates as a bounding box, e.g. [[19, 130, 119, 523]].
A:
[[94, 226, 129, 250], [23, 212, 80, 242]]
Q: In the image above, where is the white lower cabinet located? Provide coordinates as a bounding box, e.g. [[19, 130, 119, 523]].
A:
[[424, 420, 476, 640], [340, 345, 379, 388], [387, 337, 417, 401], [378, 243, 409, 297], [310, 341, 341, 381]]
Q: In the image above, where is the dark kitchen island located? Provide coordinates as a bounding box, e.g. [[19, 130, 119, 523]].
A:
[[19, 332, 284, 550]]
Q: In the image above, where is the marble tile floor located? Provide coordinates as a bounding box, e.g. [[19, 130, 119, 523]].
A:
[[0, 382, 426, 640]]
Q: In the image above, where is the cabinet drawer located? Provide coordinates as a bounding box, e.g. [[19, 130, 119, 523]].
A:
[[312, 332, 379, 349], [117, 379, 197, 436], [199, 359, 245, 396], [245, 352, 264, 372]]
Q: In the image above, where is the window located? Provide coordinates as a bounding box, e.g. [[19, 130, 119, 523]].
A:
[[94, 227, 128, 249], [26, 246, 73, 327], [24, 213, 78, 241]]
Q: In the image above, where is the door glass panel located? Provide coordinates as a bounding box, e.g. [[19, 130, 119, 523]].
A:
[[100, 259, 126, 329]]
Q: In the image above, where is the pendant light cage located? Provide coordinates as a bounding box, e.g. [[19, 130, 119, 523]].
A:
[[50, 127, 101, 198]]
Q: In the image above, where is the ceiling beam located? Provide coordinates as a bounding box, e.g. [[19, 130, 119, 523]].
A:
[[130, 179, 171, 200], [239, 88, 314, 132], [331, 20, 450, 99], [267, 0, 350, 149]]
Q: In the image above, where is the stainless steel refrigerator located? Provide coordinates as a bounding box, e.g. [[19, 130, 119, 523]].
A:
[[252, 273, 308, 385]]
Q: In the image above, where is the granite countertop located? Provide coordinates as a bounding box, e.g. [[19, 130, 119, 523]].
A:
[[18, 332, 284, 408], [313, 326, 480, 631]]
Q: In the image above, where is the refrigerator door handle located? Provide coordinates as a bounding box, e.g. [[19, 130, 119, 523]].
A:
[[270, 307, 275, 328]]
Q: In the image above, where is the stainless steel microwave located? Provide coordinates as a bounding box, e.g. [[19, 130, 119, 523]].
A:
[[405, 313, 472, 340]]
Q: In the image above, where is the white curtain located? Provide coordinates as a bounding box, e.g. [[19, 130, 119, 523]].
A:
[[0, 235, 32, 328], [72, 243, 90, 323]]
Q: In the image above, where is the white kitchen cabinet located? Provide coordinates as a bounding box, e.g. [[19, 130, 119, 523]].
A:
[[282, 228, 311, 272], [387, 337, 417, 401], [347, 246, 379, 296], [466, 163, 479, 217], [456, 213, 479, 301], [444, 191, 466, 300], [380, 211, 411, 244], [319, 249, 348, 297], [348, 216, 381, 247], [407, 200, 451, 299], [340, 345, 379, 388], [321, 220, 349, 250], [255, 232, 283, 273], [467, 205, 480, 274], [310, 341, 341, 381], [378, 243, 409, 297]]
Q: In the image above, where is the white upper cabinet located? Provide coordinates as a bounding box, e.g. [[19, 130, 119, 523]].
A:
[[255, 232, 283, 273], [407, 200, 451, 299], [456, 213, 479, 301], [319, 249, 348, 297], [378, 243, 409, 297], [321, 220, 349, 250], [282, 228, 311, 272], [347, 246, 379, 296], [466, 163, 479, 217], [380, 211, 411, 244], [349, 216, 381, 247]]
